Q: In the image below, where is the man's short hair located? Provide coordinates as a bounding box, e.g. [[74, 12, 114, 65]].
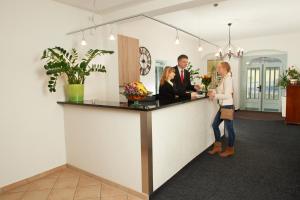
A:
[[177, 54, 188, 61]]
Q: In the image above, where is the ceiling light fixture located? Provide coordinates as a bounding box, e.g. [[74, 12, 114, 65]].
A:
[[217, 23, 243, 60], [175, 29, 180, 45], [81, 31, 87, 46], [88, 0, 98, 35], [109, 24, 115, 41], [198, 39, 203, 52], [67, 14, 220, 50]]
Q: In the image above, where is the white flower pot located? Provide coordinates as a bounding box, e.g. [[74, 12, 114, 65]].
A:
[[281, 96, 286, 117], [290, 79, 298, 85]]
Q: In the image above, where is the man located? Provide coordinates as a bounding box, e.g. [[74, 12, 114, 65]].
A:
[[172, 55, 199, 99]]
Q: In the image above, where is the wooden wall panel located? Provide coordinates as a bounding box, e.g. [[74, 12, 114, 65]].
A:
[[118, 34, 140, 86]]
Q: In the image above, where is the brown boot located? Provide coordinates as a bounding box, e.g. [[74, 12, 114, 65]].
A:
[[208, 142, 222, 155], [219, 147, 235, 157]]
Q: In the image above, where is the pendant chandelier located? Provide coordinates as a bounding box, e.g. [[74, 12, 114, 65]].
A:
[[216, 23, 244, 60]]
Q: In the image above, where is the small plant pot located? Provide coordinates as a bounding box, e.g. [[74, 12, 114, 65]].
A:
[[65, 84, 84, 102], [290, 79, 298, 85], [281, 96, 286, 117]]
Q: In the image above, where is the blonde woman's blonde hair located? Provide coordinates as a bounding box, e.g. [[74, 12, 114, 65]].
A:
[[219, 61, 231, 73], [160, 66, 175, 86]]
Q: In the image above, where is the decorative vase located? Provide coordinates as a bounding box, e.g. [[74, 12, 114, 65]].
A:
[[281, 96, 286, 117], [65, 84, 84, 102], [290, 79, 298, 85], [202, 85, 208, 96]]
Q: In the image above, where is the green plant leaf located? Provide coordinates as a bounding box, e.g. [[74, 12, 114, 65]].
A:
[[41, 47, 114, 92]]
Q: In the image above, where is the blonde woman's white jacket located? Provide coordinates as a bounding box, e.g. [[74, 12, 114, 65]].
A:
[[215, 73, 234, 106]]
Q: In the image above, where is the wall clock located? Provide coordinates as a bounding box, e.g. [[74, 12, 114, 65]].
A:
[[139, 47, 151, 76]]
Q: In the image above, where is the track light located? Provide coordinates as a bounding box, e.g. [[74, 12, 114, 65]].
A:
[[175, 29, 180, 45], [81, 31, 87, 46], [198, 39, 203, 52], [109, 34, 115, 41], [198, 45, 203, 52], [109, 24, 115, 41]]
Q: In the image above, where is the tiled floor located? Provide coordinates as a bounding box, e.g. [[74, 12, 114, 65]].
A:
[[0, 168, 143, 200]]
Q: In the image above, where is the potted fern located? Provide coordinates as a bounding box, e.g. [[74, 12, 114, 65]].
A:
[[186, 62, 200, 83], [278, 71, 289, 117], [41, 47, 114, 102], [278, 66, 300, 117]]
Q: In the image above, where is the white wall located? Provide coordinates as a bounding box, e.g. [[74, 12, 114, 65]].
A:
[[0, 0, 108, 188], [71, 27, 119, 102]]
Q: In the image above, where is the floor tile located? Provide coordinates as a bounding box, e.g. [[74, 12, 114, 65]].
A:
[[0, 192, 24, 200], [101, 184, 126, 197], [74, 185, 101, 200], [101, 195, 128, 200], [21, 189, 51, 200], [1, 168, 135, 200], [46, 172, 62, 179], [6, 185, 29, 193], [27, 177, 57, 191], [60, 169, 80, 179], [48, 188, 76, 200], [127, 194, 143, 200], [54, 177, 79, 189], [77, 175, 101, 187]]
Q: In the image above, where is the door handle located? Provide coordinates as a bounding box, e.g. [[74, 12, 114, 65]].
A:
[[257, 85, 262, 92]]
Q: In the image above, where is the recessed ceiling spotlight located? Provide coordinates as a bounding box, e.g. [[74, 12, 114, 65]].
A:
[[213, 3, 219, 7]]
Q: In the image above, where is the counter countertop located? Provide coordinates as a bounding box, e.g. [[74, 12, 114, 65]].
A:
[[57, 95, 208, 112]]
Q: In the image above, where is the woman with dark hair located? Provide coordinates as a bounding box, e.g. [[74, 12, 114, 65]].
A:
[[208, 62, 236, 157]]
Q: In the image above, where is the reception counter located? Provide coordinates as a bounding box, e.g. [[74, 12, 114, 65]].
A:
[[58, 97, 223, 199]]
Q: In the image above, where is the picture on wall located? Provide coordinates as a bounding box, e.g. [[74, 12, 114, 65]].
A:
[[155, 60, 167, 94], [207, 59, 222, 88]]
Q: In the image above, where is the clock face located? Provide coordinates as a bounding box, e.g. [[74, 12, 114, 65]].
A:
[[139, 47, 151, 76]]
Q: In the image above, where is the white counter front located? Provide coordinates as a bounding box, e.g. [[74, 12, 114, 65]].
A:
[[60, 98, 223, 198], [152, 99, 222, 190]]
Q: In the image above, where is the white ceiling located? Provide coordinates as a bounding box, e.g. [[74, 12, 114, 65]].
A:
[[54, 0, 155, 14], [156, 0, 300, 41], [54, 0, 300, 42]]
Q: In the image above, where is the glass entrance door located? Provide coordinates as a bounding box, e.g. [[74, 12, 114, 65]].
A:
[[262, 65, 281, 112], [245, 64, 262, 111], [241, 55, 286, 112]]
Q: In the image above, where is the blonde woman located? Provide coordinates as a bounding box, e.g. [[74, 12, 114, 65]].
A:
[[159, 66, 197, 103], [208, 62, 236, 157]]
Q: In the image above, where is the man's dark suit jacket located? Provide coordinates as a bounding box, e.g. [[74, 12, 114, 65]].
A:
[[172, 66, 196, 98]]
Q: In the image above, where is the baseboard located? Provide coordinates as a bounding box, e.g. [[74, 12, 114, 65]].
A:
[[66, 164, 149, 200], [0, 164, 67, 194]]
